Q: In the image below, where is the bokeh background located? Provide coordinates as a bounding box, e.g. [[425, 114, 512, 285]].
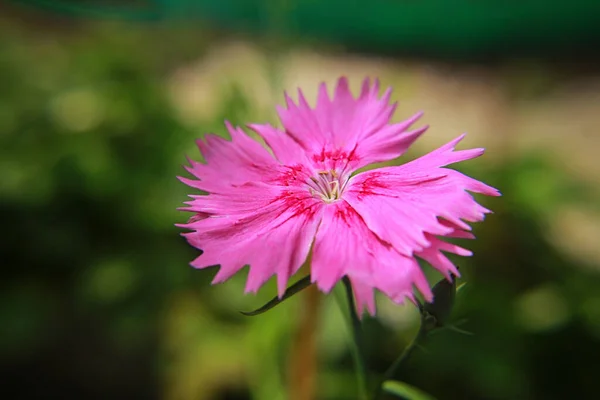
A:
[[2, 1, 600, 399]]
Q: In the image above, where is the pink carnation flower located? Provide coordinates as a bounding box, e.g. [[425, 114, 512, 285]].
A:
[[179, 77, 500, 315]]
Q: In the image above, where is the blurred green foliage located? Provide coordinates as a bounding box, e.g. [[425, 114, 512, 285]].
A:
[[1, 9, 600, 400]]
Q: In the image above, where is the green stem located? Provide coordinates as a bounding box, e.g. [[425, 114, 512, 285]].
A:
[[335, 278, 369, 400], [373, 314, 429, 400]]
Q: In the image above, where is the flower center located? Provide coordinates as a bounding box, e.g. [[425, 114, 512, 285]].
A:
[[307, 170, 346, 203]]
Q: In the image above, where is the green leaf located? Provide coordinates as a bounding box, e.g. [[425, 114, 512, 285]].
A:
[[446, 324, 474, 336], [383, 380, 437, 400], [240, 275, 312, 316], [456, 282, 467, 294]]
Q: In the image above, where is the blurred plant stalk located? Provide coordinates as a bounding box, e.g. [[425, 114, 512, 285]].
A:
[[288, 284, 321, 400]]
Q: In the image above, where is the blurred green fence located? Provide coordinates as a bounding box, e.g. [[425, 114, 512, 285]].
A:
[[13, 0, 600, 59]]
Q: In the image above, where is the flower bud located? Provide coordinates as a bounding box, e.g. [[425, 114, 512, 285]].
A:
[[422, 277, 456, 328]]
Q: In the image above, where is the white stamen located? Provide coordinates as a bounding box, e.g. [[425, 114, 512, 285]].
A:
[[307, 169, 346, 203]]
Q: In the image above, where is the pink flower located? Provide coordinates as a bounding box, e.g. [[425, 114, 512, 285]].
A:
[[178, 77, 500, 315]]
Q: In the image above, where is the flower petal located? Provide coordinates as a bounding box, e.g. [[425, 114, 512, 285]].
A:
[[311, 201, 433, 315], [247, 123, 309, 165], [348, 278, 376, 317], [344, 135, 500, 278], [416, 234, 470, 280], [179, 122, 279, 193], [275, 77, 427, 169], [181, 183, 324, 297]]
